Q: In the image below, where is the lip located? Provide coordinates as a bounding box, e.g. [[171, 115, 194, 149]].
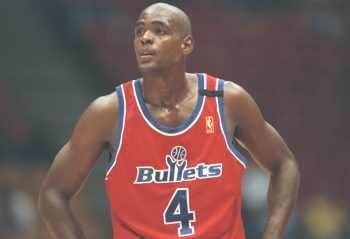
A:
[[138, 48, 156, 57], [139, 54, 155, 63], [138, 49, 156, 62], [140, 54, 155, 57], [140, 55, 155, 59]]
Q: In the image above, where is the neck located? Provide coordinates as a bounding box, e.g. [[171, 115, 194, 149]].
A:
[[141, 70, 191, 108]]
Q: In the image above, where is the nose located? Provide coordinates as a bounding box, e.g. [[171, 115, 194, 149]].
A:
[[140, 30, 153, 45]]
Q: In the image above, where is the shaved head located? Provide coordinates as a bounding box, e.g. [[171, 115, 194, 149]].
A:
[[138, 3, 192, 37], [134, 3, 194, 73]]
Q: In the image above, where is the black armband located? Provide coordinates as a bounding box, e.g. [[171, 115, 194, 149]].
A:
[[198, 89, 224, 97]]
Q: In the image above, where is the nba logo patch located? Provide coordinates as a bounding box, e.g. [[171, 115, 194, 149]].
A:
[[206, 116, 214, 134]]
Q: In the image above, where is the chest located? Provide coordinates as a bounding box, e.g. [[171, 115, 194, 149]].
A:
[[145, 98, 197, 128]]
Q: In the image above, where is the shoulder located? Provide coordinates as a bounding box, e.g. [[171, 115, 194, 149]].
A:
[[70, 91, 119, 144], [78, 91, 119, 132], [222, 81, 254, 114], [223, 81, 246, 98], [221, 80, 265, 130], [89, 91, 119, 115]]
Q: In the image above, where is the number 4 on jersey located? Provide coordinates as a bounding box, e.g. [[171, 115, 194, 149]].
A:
[[164, 188, 196, 237]]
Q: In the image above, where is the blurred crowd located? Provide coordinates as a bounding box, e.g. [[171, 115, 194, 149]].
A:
[[0, 164, 105, 238], [1, 0, 349, 238]]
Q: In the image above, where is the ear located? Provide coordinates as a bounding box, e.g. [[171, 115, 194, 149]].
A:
[[181, 35, 194, 55]]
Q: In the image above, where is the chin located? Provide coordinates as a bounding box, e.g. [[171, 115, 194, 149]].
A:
[[138, 63, 163, 74]]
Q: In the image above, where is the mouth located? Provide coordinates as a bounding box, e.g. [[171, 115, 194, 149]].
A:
[[138, 48, 156, 57], [138, 53, 156, 63], [140, 54, 155, 58]]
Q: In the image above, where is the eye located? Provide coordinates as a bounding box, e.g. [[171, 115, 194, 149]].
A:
[[155, 28, 165, 35], [135, 28, 144, 37]]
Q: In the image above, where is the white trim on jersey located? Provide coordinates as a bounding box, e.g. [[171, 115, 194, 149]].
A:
[[106, 85, 127, 179], [215, 79, 247, 169]]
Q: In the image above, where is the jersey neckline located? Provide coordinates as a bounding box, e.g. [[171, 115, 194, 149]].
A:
[[133, 73, 206, 135]]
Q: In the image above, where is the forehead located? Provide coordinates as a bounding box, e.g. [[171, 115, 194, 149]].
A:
[[136, 8, 177, 27]]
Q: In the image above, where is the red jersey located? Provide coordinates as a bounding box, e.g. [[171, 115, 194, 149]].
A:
[[105, 73, 248, 238]]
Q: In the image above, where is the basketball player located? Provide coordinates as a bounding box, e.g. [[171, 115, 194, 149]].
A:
[[38, 3, 300, 239]]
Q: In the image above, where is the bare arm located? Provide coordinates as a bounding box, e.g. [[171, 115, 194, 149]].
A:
[[224, 82, 300, 239], [38, 93, 118, 239]]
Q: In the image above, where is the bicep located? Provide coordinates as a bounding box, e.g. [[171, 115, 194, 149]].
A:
[[225, 83, 294, 173], [42, 140, 103, 199], [236, 120, 294, 172], [41, 96, 116, 199]]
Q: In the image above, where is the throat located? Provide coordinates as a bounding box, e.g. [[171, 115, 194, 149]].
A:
[[146, 101, 187, 128], [138, 73, 200, 128], [160, 102, 175, 113]]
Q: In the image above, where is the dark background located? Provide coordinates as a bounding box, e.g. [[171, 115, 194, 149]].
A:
[[0, 0, 349, 238]]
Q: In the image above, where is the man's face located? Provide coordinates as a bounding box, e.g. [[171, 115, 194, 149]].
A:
[[134, 10, 184, 73]]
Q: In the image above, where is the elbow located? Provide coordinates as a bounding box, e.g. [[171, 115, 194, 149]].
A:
[[37, 187, 52, 220], [293, 159, 300, 188], [279, 156, 300, 187], [287, 156, 300, 182], [271, 155, 300, 186], [37, 186, 68, 220]]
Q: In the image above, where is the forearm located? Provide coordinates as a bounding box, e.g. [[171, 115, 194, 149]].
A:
[[38, 189, 86, 239], [262, 159, 300, 239]]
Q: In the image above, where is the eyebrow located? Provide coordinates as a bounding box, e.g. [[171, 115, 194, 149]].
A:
[[135, 20, 169, 28]]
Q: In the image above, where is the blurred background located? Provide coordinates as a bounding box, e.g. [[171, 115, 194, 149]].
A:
[[0, 0, 349, 238]]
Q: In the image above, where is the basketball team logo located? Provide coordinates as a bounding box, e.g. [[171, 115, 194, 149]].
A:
[[134, 146, 222, 184], [171, 146, 187, 162]]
